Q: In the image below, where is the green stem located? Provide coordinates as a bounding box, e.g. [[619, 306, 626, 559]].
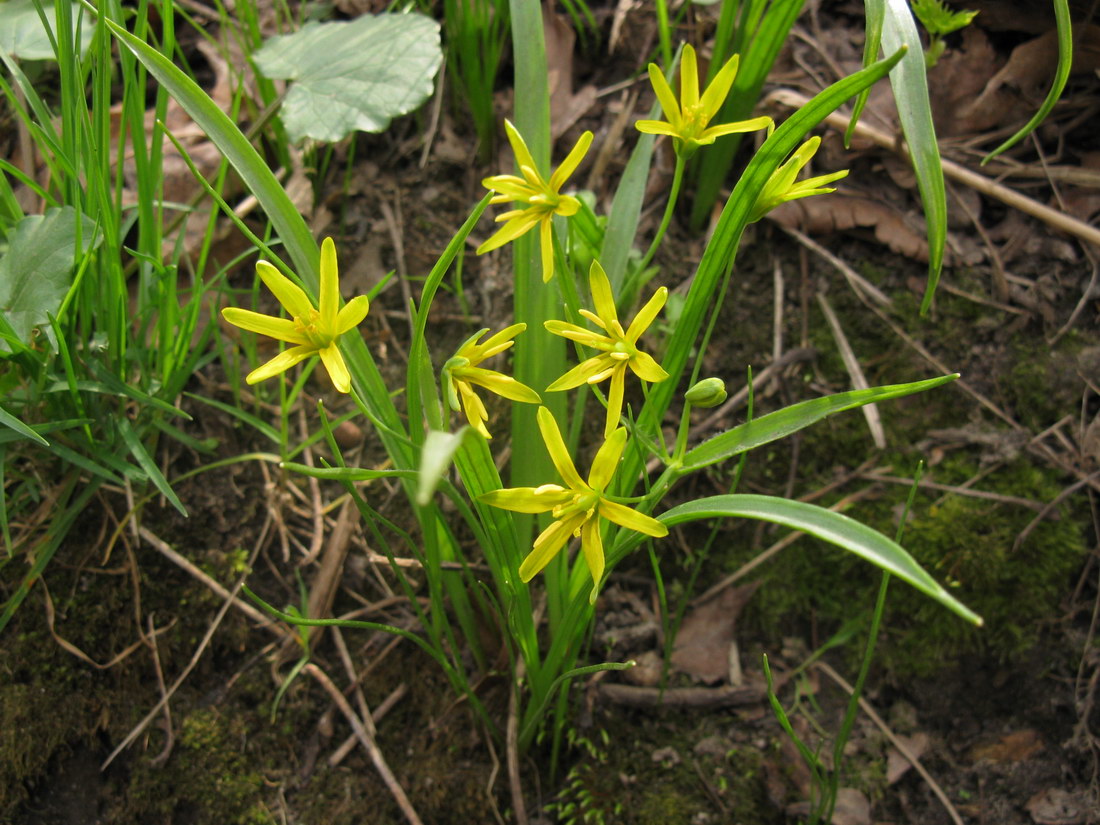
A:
[[636, 154, 685, 276]]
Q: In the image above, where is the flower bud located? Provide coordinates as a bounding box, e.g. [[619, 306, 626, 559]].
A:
[[685, 377, 727, 408]]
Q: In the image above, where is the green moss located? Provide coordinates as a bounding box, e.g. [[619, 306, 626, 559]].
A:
[[744, 452, 1087, 677], [119, 708, 273, 825]]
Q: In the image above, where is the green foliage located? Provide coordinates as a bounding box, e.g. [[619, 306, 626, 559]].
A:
[[0, 0, 94, 59], [910, 0, 978, 66], [253, 13, 443, 143]]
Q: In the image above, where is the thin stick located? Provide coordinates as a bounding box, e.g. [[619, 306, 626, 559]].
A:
[[305, 664, 424, 825], [817, 291, 886, 449], [814, 661, 964, 825]]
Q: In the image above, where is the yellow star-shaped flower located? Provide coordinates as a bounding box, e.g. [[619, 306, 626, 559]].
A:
[[748, 136, 849, 223], [221, 238, 368, 393], [635, 43, 773, 158], [544, 261, 669, 438], [442, 324, 541, 440], [478, 120, 593, 282], [480, 406, 668, 599]]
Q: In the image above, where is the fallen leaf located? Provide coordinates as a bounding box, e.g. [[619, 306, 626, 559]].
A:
[[767, 194, 930, 262], [886, 732, 929, 784], [542, 2, 596, 139], [1026, 787, 1093, 825], [969, 729, 1044, 764], [787, 787, 870, 825], [671, 583, 759, 684]]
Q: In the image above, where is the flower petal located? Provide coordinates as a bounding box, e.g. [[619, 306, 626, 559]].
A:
[[319, 344, 352, 393], [599, 499, 668, 537], [536, 406, 585, 490], [629, 350, 670, 383], [457, 380, 491, 438], [544, 320, 610, 348], [698, 53, 740, 119], [503, 120, 539, 180], [319, 237, 339, 326], [588, 425, 627, 489], [246, 345, 316, 384], [474, 323, 526, 360], [635, 120, 679, 137], [647, 63, 681, 130], [256, 260, 313, 320], [680, 43, 700, 111], [545, 356, 615, 392], [580, 517, 605, 595], [481, 487, 565, 514], [222, 308, 309, 345], [549, 130, 593, 192], [518, 517, 575, 581], [477, 210, 542, 254], [625, 285, 668, 342], [587, 260, 619, 328], [699, 116, 774, 141], [603, 365, 626, 438], [540, 217, 555, 282], [460, 368, 542, 403], [335, 295, 370, 335]]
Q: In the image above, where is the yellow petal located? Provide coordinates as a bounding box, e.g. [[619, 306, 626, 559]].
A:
[[699, 116, 774, 141], [549, 130, 593, 192], [630, 350, 670, 383], [580, 517, 605, 596], [335, 295, 370, 335], [457, 379, 490, 437], [603, 366, 626, 439], [544, 320, 610, 348], [698, 53, 740, 119], [246, 345, 316, 384], [477, 210, 542, 254], [518, 517, 576, 581], [536, 406, 586, 490], [540, 217, 555, 282], [221, 307, 310, 345], [625, 286, 668, 342], [587, 260, 619, 328], [545, 356, 615, 392], [481, 486, 565, 514], [256, 260, 313, 320], [588, 425, 627, 489], [680, 43, 700, 111], [635, 119, 679, 137], [647, 63, 682, 130], [319, 237, 339, 326], [460, 368, 541, 404], [599, 499, 668, 537], [319, 345, 352, 393], [503, 120, 540, 182]]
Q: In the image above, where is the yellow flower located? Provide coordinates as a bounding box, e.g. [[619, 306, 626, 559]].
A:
[[443, 324, 542, 440], [480, 407, 668, 597], [748, 136, 849, 223], [478, 120, 593, 282], [221, 238, 368, 393], [635, 43, 773, 158], [544, 261, 669, 438]]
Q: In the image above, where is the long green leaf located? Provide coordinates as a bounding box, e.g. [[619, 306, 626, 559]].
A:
[[99, 15, 318, 279], [653, 494, 981, 624], [982, 0, 1072, 163], [882, 0, 946, 314], [682, 374, 957, 471], [117, 416, 187, 515], [0, 404, 48, 446]]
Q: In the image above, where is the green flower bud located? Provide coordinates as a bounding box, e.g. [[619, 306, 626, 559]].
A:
[[685, 377, 727, 408]]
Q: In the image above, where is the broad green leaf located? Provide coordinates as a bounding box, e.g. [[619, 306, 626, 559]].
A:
[[882, 0, 946, 313], [417, 428, 471, 506], [682, 375, 957, 471], [253, 13, 442, 143], [654, 494, 981, 624], [0, 206, 98, 350], [0, 0, 94, 60]]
